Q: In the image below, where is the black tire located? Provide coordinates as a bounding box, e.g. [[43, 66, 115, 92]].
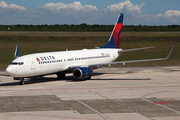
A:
[[20, 80, 25, 85], [87, 76, 91, 80], [83, 76, 91, 80], [57, 73, 66, 79]]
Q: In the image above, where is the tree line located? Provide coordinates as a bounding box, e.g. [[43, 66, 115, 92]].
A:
[[0, 24, 180, 31]]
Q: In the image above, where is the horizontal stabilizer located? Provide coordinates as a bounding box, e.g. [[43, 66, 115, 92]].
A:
[[95, 46, 100, 49], [120, 46, 155, 52]]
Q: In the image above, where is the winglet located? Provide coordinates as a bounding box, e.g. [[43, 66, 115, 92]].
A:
[[165, 45, 175, 60], [14, 45, 19, 58]]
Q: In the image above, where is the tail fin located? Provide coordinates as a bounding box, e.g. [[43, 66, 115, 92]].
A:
[[100, 13, 124, 49]]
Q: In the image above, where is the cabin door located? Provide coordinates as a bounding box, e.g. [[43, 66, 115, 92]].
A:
[[30, 58, 36, 70]]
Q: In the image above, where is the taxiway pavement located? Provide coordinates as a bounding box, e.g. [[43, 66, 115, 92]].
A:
[[0, 66, 180, 120]]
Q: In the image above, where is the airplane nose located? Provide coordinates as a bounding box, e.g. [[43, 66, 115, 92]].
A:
[[6, 66, 16, 76]]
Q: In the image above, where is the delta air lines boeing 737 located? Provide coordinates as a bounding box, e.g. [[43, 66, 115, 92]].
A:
[[6, 13, 175, 85]]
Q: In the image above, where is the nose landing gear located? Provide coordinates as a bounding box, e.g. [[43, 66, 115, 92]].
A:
[[14, 77, 25, 85], [19, 78, 25, 85]]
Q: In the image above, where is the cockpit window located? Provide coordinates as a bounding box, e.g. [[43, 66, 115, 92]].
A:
[[10, 62, 18, 65], [10, 62, 24, 65], [19, 62, 24, 65]]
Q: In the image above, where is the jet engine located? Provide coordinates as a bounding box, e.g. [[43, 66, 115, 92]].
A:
[[73, 67, 93, 79]]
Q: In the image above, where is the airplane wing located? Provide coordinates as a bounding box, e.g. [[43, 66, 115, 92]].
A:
[[89, 45, 175, 69], [66, 45, 175, 71]]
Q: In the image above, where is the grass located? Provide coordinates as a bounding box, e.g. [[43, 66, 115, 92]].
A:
[[0, 32, 180, 69]]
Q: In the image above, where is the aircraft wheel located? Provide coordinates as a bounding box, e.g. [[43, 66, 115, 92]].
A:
[[20, 79, 25, 85], [87, 76, 91, 80], [84, 76, 91, 80], [57, 73, 66, 79]]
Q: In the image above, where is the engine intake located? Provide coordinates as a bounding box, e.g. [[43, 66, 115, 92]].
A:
[[73, 67, 93, 79]]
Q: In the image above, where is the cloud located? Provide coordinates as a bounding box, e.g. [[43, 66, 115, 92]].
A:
[[100, 0, 145, 24], [158, 10, 180, 17], [158, 10, 180, 24], [37, 1, 98, 24], [106, 0, 145, 14], [39, 1, 98, 12], [0, 0, 180, 25], [37, 0, 146, 24], [0, 1, 26, 11], [39, 1, 98, 19]]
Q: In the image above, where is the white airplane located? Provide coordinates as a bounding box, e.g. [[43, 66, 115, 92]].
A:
[[6, 13, 175, 85]]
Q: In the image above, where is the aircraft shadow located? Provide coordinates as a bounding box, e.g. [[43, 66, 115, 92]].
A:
[[0, 72, 150, 86], [90, 78, 151, 81], [0, 82, 20, 86], [0, 78, 151, 87], [0, 74, 10, 77], [0, 76, 82, 86]]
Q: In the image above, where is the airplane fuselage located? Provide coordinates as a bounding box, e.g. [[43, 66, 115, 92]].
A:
[[6, 48, 121, 78]]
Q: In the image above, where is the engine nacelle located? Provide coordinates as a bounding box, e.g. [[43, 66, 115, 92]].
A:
[[73, 67, 93, 79]]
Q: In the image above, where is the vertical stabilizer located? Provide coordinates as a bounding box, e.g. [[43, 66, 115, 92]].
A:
[[100, 13, 124, 49]]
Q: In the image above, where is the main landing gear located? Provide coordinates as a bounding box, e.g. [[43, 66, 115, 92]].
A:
[[20, 78, 25, 85], [14, 77, 25, 85], [57, 73, 66, 79], [86, 76, 91, 80]]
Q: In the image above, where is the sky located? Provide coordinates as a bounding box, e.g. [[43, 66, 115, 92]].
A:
[[0, 0, 180, 25]]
